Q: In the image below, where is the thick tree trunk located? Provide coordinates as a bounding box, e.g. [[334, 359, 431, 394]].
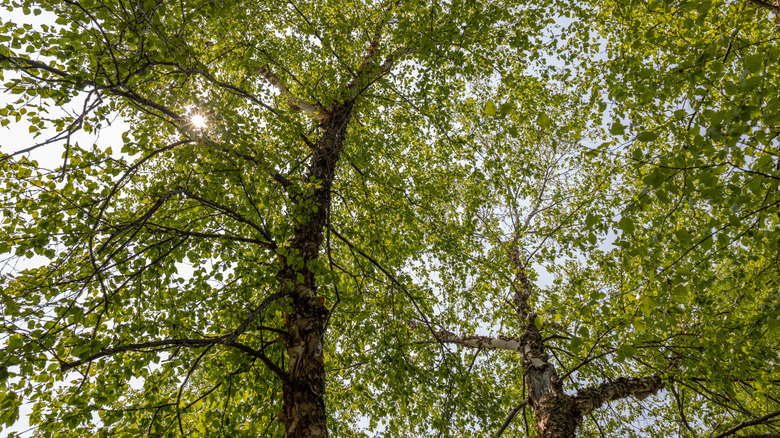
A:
[[532, 393, 579, 438], [280, 103, 353, 438]]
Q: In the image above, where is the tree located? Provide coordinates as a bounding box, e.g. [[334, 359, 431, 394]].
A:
[[0, 1, 778, 438]]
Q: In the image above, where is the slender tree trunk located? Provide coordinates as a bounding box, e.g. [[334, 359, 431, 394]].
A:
[[280, 102, 353, 437], [512, 251, 580, 438], [508, 247, 663, 437]]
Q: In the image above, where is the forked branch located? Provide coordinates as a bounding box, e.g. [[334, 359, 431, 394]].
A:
[[257, 65, 328, 121]]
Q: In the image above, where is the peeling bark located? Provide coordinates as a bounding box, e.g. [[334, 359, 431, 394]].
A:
[[506, 247, 574, 437], [435, 329, 522, 352], [280, 102, 354, 438], [508, 246, 664, 437], [574, 375, 664, 417]]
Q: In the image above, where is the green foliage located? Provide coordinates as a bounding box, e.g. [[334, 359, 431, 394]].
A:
[[1, 0, 779, 437], [554, 0, 780, 435]]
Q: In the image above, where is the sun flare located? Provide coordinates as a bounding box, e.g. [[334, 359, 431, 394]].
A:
[[190, 114, 207, 129]]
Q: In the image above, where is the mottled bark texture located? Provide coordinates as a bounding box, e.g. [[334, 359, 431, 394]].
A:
[[509, 246, 664, 437], [280, 102, 353, 438]]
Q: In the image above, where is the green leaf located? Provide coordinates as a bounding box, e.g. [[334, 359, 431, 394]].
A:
[[484, 100, 497, 117], [643, 167, 667, 188], [744, 53, 763, 73], [499, 102, 514, 116], [636, 131, 657, 142], [618, 216, 635, 235], [618, 344, 635, 360]]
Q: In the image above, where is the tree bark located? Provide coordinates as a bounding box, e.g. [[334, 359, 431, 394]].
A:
[[280, 102, 353, 438], [507, 247, 664, 437]]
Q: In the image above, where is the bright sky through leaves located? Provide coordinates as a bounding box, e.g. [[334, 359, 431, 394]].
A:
[[1, 0, 779, 437]]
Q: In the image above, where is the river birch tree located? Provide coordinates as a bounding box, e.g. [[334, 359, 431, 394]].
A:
[[1, 0, 779, 437]]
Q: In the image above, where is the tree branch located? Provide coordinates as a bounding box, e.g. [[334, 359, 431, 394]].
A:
[[328, 227, 444, 349], [185, 66, 278, 115], [178, 188, 276, 245], [0, 54, 70, 79], [711, 410, 780, 438], [229, 341, 288, 382], [60, 338, 220, 371], [343, 46, 415, 102], [60, 335, 288, 382], [106, 86, 184, 123], [746, 0, 780, 13], [733, 434, 780, 438], [495, 398, 529, 437], [148, 224, 276, 249], [430, 328, 522, 352], [223, 290, 289, 344], [256, 64, 328, 121], [574, 375, 664, 417]]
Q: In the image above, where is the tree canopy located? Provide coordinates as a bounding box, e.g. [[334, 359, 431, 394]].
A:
[[1, 0, 779, 437]]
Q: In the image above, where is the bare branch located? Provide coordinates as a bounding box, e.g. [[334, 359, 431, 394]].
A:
[[495, 398, 529, 437], [711, 410, 780, 438]]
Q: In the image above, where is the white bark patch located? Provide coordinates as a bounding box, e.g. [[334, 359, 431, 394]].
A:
[[295, 283, 315, 298], [436, 330, 522, 352], [522, 343, 549, 368]]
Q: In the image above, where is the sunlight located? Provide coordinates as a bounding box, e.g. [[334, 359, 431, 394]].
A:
[[190, 113, 207, 129]]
